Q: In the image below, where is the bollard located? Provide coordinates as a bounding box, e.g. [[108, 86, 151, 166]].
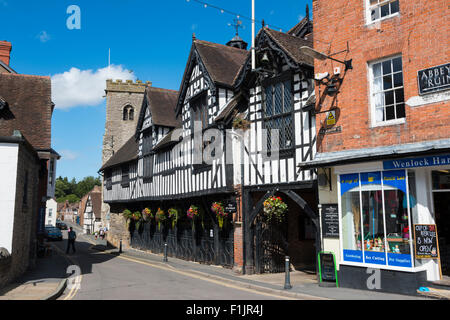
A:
[[284, 256, 292, 289], [119, 239, 122, 253], [163, 243, 168, 262]]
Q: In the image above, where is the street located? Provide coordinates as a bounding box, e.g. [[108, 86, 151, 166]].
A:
[[52, 225, 291, 300]]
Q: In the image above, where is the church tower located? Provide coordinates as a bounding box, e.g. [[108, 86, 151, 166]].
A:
[[102, 79, 151, 164], [101, 79, 151, 230]]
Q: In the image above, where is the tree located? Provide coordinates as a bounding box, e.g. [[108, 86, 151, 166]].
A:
[[55, 175, 101, 203]]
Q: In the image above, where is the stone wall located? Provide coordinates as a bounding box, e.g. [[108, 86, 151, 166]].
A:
[[106, 204, 131, 249]]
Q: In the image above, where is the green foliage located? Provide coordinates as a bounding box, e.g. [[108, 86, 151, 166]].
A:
[[55, 175, 101, 203]]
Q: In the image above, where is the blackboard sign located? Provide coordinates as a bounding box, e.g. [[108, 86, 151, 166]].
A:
[[318, 252, 338, 287], [417, 63, 450, 95], [414, 224, 440, 259], [224, 201, 237, 214], [321, 204, 339, 238]]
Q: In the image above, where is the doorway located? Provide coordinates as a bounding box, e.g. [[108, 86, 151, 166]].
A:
[[432, 170, 450, 276]]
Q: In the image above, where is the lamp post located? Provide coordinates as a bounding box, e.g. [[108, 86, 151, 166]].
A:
[[300, 46, 352, 71]]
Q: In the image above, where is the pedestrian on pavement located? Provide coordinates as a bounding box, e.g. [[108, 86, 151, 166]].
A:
[[66, 227, 77, 254], [99, 228, 105, 240]]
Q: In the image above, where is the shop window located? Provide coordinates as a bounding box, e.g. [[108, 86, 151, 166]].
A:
[[432, 170, 450, 190], [367, 0, 399, 23], [340, 170, 414, 268], [370, 56, 405, 126]]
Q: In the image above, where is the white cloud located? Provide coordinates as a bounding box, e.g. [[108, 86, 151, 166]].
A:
[[59, 149, 79, 160], [37, 31, 51, 43], [51, 65, 136, 109]]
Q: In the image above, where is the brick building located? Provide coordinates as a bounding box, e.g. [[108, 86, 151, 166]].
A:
[[299, 0, 450, 294], [0, 41, 59, 288]]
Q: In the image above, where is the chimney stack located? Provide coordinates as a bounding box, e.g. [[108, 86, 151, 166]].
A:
[[0, 41, 12, 66]]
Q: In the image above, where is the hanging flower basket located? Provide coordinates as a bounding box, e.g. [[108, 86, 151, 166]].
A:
[[211, 202, 228, 229], [142, 208, 153, 222], [168, 208, 179, 229], [232, 116, 250, 131], [187, 205, 199, 220], [263, 196, 288, 223], [155, 208, 166, 231], [122, 209, 132, 220]]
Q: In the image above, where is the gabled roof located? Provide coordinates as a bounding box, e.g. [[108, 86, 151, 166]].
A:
[[262, 27, 314, 67], [194, 40, 249, 88], [176, 38, 249, 114], [99, 135, 138, 172], [142, 86, 180, 128], [287, 16, 313, 40]]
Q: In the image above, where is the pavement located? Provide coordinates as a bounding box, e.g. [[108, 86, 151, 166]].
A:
[[0, 241, 69, 300], [1, 220, 449, 300]]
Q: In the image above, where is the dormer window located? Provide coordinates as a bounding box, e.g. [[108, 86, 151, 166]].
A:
[[123, 105, 134, 121]]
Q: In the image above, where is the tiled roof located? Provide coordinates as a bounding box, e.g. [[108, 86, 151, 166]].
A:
[[145, 87, 180, 128], [263, 27, 314, 66], [194, 39, 249, 87], [99, 135, 138, 171], [0, 73, 53, 150]]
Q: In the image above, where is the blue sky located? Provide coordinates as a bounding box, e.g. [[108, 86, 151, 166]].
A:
[[0, 0, 311, 181]]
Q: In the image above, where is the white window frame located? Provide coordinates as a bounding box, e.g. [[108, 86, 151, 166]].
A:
[[368, 55, 406, 128], [365, 0, 400, 25]]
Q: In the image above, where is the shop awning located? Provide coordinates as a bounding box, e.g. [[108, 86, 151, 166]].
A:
[[298, 138, 450, 170]]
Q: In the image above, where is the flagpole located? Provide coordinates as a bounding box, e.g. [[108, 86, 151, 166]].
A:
[[251, 0, 255, 70]]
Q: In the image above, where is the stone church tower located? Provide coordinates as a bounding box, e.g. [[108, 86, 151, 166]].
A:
[[101, 79, 151, 229]]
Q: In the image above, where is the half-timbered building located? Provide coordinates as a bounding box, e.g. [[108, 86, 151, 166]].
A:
[[100, 10, 320, 275]]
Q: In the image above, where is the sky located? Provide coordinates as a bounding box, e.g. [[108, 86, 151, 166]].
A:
[[0, 0, 311, 182]]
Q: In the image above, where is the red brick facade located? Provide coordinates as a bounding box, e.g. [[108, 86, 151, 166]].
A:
[[312, 0, 450, 153]]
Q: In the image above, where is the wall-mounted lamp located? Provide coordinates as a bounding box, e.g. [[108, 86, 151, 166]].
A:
[[300, 46, 352, 71]]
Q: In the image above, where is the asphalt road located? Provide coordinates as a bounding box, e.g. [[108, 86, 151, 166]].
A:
[[52, 229, 291, 300]]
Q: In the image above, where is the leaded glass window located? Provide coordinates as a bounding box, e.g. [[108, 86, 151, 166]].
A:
[[263, 79, 294, 152]]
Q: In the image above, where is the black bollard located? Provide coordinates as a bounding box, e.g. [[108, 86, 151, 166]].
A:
[[284, 256, 292, 290], [163, 243, 168, 262], [119, 238, 122, 253]]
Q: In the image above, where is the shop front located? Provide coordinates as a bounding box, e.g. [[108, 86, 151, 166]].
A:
[[308, 151, 450, 294]]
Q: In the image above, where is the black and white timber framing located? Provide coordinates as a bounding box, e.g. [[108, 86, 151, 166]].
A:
[[100, 19, 320, 273]]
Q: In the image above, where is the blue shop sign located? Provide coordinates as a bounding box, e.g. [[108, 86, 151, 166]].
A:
[[383, 154, 450, 170]]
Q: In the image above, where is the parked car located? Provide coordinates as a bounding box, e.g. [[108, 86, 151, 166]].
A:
[[45, 226, 63, 241], [56, 222, 68, 230]]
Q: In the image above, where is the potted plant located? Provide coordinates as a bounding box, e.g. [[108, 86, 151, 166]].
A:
[[211, 202, 228, 229], [263, 196, 288, 223], [155, 208, 166, 231]]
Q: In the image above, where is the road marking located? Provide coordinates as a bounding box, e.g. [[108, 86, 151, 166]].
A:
[[50, 243, 82, 300], [115, 254, 299, 300]]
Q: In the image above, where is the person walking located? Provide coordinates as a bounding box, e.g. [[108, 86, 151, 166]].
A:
[[99, 228, 105, 240], [66, 227, 77, 254]]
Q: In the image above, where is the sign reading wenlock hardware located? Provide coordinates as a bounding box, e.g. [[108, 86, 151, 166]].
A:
[[417, 63, 450, 95]]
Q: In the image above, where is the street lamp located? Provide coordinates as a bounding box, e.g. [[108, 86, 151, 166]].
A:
[[300, 46, 352, 71]]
